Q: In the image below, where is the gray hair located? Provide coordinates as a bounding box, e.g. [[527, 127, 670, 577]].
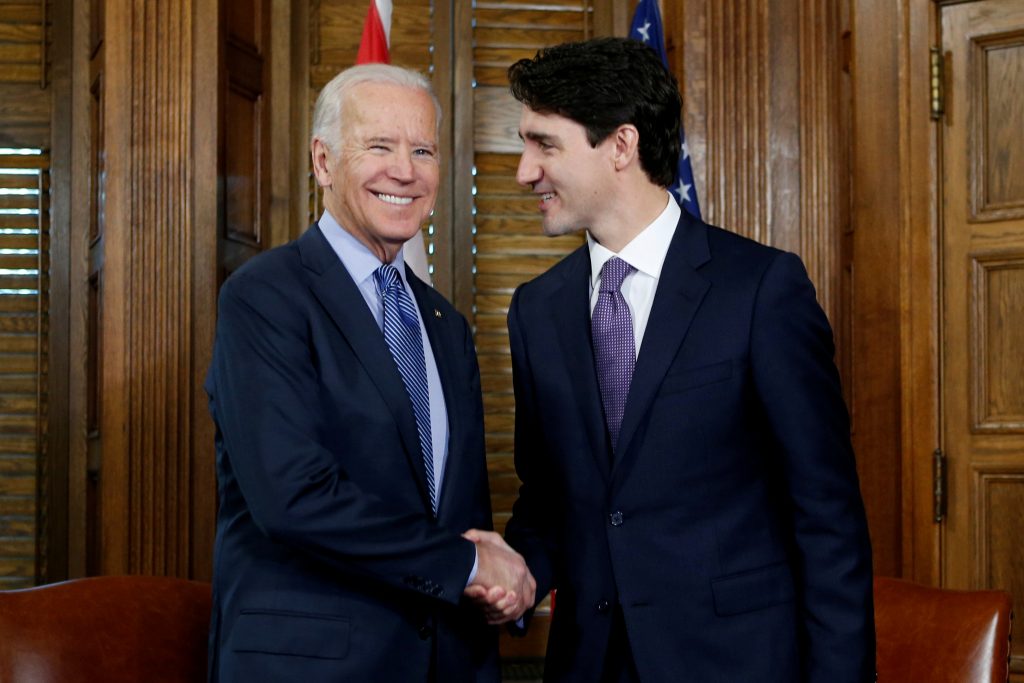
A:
[[310, 63, 442, 152]]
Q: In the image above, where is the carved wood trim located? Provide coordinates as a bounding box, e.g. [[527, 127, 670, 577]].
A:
[[98, 0, 211, 577]]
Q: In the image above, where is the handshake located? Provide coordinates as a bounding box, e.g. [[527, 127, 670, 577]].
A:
[[461, 529, 536, 624]]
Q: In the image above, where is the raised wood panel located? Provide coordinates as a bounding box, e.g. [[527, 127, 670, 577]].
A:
[[224, 86, 262, 245], [972, 32, 1024, 219], [978, 470, 1024, 673], [225, 0, 261, 51], [221, 0, 269, 276], [971, 254, 1024, 431]]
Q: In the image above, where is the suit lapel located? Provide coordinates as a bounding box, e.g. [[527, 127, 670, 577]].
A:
[[550, 247, 612, 481], [407, 269, 463, 519], [298, 225, 434, 513], [614, 214, 711, 472]]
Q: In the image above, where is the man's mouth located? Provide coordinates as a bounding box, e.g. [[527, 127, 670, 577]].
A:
[[375, 192, 413, 206]]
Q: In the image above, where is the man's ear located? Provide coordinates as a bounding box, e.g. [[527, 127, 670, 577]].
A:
[[310, 137, 333, 188], [611, 124, 641, 172]]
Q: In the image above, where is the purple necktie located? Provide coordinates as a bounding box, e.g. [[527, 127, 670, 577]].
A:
[[592, 257, 636, 450]]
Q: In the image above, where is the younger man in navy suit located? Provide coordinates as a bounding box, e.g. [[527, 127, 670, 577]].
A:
[[500, 38, 875, 683]]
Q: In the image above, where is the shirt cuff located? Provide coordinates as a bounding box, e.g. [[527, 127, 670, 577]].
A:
[[465, 545, 479, 587]]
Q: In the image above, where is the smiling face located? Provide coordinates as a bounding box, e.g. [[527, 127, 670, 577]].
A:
[[515, 105, 616, 238], [312, 81, 439, 262]]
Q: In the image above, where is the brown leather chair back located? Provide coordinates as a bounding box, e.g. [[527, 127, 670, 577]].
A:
[[0, 575, 211, 683], [874, 576, 1012, 683]]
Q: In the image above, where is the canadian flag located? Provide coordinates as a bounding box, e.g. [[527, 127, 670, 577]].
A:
[[356, 0, 391, 64], [356, 0, 431, 284]]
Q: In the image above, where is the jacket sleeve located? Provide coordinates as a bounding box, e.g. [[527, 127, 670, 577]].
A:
[[208, 271, 476, 605], [503, 286, 558, 604], [749, 251, 875, 683]]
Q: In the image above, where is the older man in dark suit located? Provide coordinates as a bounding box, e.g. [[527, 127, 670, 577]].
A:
[[205, 63, 533, 682]]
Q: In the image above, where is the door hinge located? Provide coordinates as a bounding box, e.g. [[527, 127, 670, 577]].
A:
[[933, 448, 946, 522], [930, 47, 945, 121]]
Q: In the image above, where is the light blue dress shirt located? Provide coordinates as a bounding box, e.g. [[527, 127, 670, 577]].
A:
[[318, 210, 451, 503]]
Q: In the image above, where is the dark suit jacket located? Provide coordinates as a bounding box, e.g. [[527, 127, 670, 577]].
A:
[[505, 212, 874, 682], [205, 224, 498, 682]]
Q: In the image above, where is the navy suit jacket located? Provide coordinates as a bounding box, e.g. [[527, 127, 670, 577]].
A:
[[205, 224, 498, 682], [505, 212, 874, 682]]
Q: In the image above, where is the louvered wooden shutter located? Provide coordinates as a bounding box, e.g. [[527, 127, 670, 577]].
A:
[[0, 0, 49, 588], [471, 1, 592, 535], [0, 150, 48, 589]]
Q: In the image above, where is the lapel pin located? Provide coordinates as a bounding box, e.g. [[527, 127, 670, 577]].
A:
[[434, 309, 442, 318]]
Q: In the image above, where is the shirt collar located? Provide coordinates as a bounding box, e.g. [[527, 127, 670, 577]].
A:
[[318, 209, 407, 289], [587, 192, 680, 288]]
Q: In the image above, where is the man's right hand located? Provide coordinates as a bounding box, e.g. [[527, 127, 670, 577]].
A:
[[462, 529, 536, 624]]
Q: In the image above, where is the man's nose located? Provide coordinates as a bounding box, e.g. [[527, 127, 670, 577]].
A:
[[515, 152, 540, 187], [388, 152, 415, 181]]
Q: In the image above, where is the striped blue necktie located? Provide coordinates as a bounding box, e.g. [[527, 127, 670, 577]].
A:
[[374, 264, 436, 514]]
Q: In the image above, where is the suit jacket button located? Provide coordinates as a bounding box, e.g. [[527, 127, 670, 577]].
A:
[[596, 600, 610, 614], [609, 511, 624, 526], [418, 625, 433, 640]]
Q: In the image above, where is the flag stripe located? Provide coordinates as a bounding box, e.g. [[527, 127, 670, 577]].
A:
[[356, 0, 390, 65]]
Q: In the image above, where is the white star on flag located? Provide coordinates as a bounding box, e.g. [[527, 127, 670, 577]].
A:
[[681, 141, 690, 161], [637, 21, 651, 43], [673, 179, 692, 204]]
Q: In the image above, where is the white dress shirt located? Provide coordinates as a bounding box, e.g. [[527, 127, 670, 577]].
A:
[[587, 193, 681, 355]]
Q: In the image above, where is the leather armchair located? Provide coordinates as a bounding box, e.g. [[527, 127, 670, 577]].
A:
[[0, 575, 211, 682], [874, 576, 1013, 682]]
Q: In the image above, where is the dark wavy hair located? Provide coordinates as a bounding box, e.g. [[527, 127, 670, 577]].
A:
[[508, 37, 682, 188]]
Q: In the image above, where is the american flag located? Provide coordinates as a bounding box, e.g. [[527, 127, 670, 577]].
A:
[[629, 0, 702, 220]]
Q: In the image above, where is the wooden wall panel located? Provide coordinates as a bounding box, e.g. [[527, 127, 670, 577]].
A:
[[86, 0, 223, 579], [99, 0, 196, 576], [676, 0, 913, 576], [673, 0, 843, 326], [220, 0, 270, 277], [0, 0, 51, 587]]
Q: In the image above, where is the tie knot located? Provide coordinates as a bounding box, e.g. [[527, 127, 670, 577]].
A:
[[373, 264, 402, 295], [600, 257, 634, 293]]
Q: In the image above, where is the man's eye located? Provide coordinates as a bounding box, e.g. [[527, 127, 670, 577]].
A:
[[414, 148, 435, 157]]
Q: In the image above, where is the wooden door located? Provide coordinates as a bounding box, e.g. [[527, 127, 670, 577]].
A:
[[939, 1, 1024, 677]]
